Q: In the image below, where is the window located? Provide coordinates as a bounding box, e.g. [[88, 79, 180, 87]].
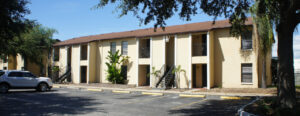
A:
[[0, 72, 4, 77], [8, 72, 23, 77], [241, 31, 252, 50], [121, 65, 127, 80], [241, 64, 252, 83], [3, 57, 7, 63], [121, 41, 128, 55], [81, 44, 88, 60], [23, 72, 36, 78], [54, 47, 60, 61], [110, 42, 116, 54]]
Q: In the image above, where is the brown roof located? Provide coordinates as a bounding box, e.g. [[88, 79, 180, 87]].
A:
[[54, 18, 253, 46]]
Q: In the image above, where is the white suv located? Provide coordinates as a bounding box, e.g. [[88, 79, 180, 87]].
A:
[[0, 70, 53, 93]]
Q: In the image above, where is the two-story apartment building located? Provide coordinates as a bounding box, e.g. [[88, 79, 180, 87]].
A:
[[52, 18, 272, 89], [0, 54, 49, 77]]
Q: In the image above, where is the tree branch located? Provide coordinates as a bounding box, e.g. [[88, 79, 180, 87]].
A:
[[296, 13, 300, 24]]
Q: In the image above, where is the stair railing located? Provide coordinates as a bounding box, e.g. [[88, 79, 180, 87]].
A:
[[155, 65, 175, 88]]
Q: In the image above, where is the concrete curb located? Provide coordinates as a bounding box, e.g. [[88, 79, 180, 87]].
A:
[[54, 84, 274, 99], [237, 97, 261, 116]]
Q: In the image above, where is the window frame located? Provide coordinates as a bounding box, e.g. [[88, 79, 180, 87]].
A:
[[110, 42, 116, 54], [121, 41, 128, 55], [241, 31, 253, 50], [241, 63, 253, 84]]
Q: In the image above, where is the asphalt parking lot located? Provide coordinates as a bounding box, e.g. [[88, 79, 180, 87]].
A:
[[0, 87, 253, 116]]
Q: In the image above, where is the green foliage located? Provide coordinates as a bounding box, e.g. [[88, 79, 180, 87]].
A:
[[8, 24, 57, 68], [52, 66, 60, 73], [250, 1, 274, 56], [0, 0, 31, 54], [106, 50, 130, 84], [172, 65, 186, 74], [96, 0, 251, 34], [148, 67, 161, 78]]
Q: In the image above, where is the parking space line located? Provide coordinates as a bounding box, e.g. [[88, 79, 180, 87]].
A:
[[171, 99, 207, 110], [87, 88, 103, 92], [141, 92, 164, 96], [125, 96, 166, 104], [179, 94, 205, 98], [112, 90, 131, 94]]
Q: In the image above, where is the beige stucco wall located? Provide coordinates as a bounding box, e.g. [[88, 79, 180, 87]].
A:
[[99, 38, 137, 85], [213, 28, 258, 88], [151, 36, 165, 87], [88, 42, 97, 83], [71, 45, 80, 83], [57, 47, 68, 76], [176, 34, 191, 88], [209, 31, 215, 88], [16, 54, 24, 70]]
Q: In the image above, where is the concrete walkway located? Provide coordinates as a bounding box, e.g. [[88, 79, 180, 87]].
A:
[[53, 84, 276, 99]]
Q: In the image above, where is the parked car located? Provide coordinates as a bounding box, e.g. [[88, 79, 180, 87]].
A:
[[0, 70, 53, 93]]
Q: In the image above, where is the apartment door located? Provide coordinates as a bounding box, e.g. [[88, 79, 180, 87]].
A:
[[80, 66, 87, 83]]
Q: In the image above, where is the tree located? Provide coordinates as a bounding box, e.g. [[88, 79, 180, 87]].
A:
[[97, 0, 300, 109], [250, 2, 275, 88], [0, 0, 31, 54], [9, 23, 57, 72], [105, 50, 129, 84]]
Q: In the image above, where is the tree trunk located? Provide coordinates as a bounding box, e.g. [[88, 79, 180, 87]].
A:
[[277, 21, 296, 109], [261, 57, 266, 88]]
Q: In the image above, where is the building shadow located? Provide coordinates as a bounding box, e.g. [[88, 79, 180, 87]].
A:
[[168, 99, 252, 116], [0, 90, 106, 115]]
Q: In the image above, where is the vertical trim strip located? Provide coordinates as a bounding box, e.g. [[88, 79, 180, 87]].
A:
[[136, 38, 139, 87], [78, 45, 81, 83], [174, 35, 177, 88], [87, 43, 90, 84], [207, 32, 211, 89], [188, 33, 192, 88], [163, 36, 166, 71], [150, 37, 153, 88]]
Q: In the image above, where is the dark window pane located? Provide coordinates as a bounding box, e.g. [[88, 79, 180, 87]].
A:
[[8, 72, 23, 77], [0, 72, 4, 76], [241, 31, 252, 50], [121, 65, 127, 80], [81, 45, 88, 60]]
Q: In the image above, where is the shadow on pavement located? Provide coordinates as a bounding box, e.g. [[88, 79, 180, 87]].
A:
[[0, 90, 106, 115], [168, 99, 252, 116]]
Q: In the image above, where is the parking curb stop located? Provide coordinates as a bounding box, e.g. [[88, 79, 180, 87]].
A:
[[112, 90, 131, 94], [142, 92, 164, 96], [179, 94, 206, 98], [87, 88, 103, 92]]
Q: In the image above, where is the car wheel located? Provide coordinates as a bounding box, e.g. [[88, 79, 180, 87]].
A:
[[38, 83, 48, 92], [0, 83, 9, 93]]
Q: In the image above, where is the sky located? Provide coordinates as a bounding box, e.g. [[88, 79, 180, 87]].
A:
[[26, 0, 299, 59]]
